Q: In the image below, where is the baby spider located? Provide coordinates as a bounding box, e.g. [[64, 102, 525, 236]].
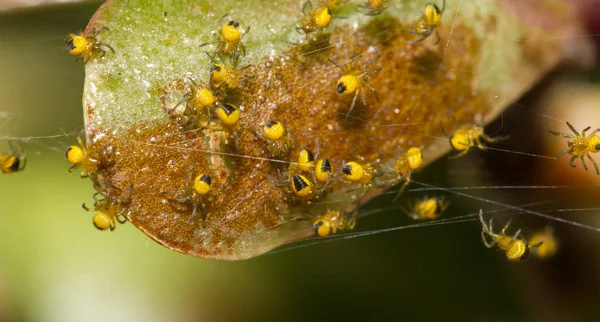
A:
[[296, 1, 333, 41], [313, 210, 356, 237], [548, 122, 600, 175], [82, 184, 132, 231], [340, 140, 383, 190], [251, 120, 296, 159], [289, 140, 320, 175], [357, 0, 389, 16], [405, 196, 448, 220], [213, 102, 252, 150], [404, 0, 445, 44], [163, 167, 222, 222], [1, 140, 26, 174], [478, 210, 542, 262], [65, 136, 114, 178], [314, 157, 334, 187], [289, 143, 334, 196], [207, 52, 248, 91], [269, 170, 317, 201], [296, 147, 316, 173], [529, 226, 558, 260], [330, 54, 381, 121], [65, 27, 114, 64], [169, 78, 216, 127], [448, 124, 508, 158], [380, 146, 424, 201], [200, 14, 250, 64]]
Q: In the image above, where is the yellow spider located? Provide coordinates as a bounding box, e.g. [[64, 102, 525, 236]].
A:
[[251, 120, 296, 159], [549, 121, 600, 175], [82, 184, 132, 231], [200, 14, 250, 64], [269, 170, 317, 201], [296, 1, 333, 41], [330, 54, 381, 121], [404, 0, 445, 44], [163, 169, 218, 221], [405, 196, 448, 220], [313, 210, 356, 237], [448, 124, 508, 158], [65, 137, 114, 178], [65, 27, 114, 63], [1, 140, 26, 174], [168, 78, 216, 128], [357, 0, 388, 16], [479, 210, 542, 262]]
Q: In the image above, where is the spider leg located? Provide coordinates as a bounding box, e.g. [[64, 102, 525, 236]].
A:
[[547, 130, 574, 139], [302, 0, 312, 15], [115, 206, 129, 224], [392, 176, 411, 203], [403, 28, 430, 44], [569, 155, 581, 169], [119, 185, 133, 204], [588, 128, 600, 138], [566, 122, 581, 137], [587, 153, 600, 175], [580, 155, 589, 171], [581, 126, 591, 137], [449, 147, 470, 159], [345, 89, 359, 121], [98, 42, 115, 54], [199, 39, 218, 48], [474, 137, 487, 151], [89, 26, 109, 37], [530, 241, 544, 248], [481, 230, 496, 248], [218, 13, 229, 27], [554, 148, 570, 160], [79, 168, 90, 178], [360, 87, 368, 106], [501, 220, 512, 235], [512, 229, 522, 241], [92, 192, 102, 204], [478, 210, 494, 237], [364, 78, 380, 102]]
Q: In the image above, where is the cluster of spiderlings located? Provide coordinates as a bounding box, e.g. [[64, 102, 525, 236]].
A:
[[68, 0, 543, 262], [64, 136, 131, 231], [153, 2, 453, 235]]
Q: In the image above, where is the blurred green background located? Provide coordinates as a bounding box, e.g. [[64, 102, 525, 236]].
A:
[[1, 2, 600, 322]]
